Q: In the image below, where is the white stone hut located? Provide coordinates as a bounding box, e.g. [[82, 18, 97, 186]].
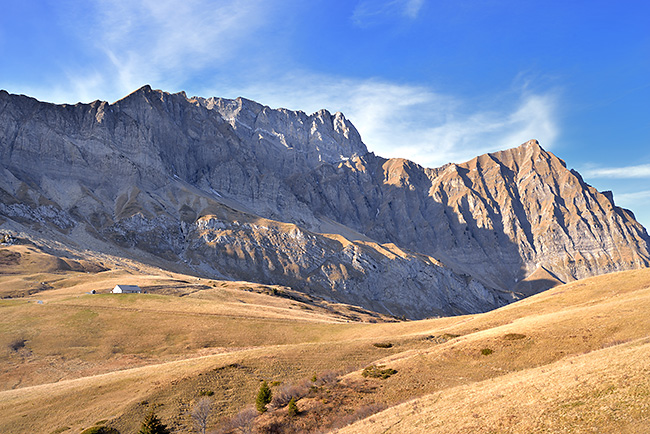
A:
[[112, 284, 142, 294]]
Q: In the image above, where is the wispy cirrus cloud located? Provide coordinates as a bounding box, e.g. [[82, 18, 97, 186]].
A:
[[21, 0, 558, 170], [213, 72, 559, 168], [582, 164, 650, 179], [352, 0, 426, 27], [615, 190, 650, 204], [30, 0, 274, 103], [403, 0, 426, 18], [94, 0, 270, 93]]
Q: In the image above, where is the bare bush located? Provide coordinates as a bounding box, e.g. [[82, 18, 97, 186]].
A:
[[317, 370, 339, 385], [224, 406, 257, 434], [310, 370, 340, 388], [191, 397, 212, 434], [602, 339, 630, 349], [270, 383, 309, 409], [330, 403, 388, 429]]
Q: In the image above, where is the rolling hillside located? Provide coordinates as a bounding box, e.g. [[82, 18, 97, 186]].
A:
[[1, 244, 649, 433]]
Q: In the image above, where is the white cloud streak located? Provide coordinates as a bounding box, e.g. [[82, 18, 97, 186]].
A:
[[352, 0, 425, 27], [582, 164, 650, 179], [95, 0, 269, 96], [214, 73, 559, 168], [20, 0, 557, 171], [404, 0, 426, 18], [29, 0, 272, 104], [615, 190, 650, 204]]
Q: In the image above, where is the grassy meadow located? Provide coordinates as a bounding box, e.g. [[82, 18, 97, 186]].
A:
[[1, 244, 650, 433]]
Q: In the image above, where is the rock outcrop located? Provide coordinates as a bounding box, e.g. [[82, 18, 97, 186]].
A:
[[0, 86, 648, 318], [289, 140, 650, 290]]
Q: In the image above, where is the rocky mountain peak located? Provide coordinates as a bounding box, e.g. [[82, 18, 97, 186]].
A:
[[0, 87, 648, 319], [194, 94, 367, 164], [480, 138, 564, 172]]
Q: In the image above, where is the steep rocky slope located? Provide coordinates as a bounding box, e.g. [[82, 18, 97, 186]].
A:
[[0, 86, 648, 317], [293, 140, 650, 290]]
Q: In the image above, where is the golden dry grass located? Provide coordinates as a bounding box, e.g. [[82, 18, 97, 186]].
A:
[[339, 338, 650, 434], [338, 270, 650, 433], [1, 243, 650, 433], [0, 245, 402, 390]]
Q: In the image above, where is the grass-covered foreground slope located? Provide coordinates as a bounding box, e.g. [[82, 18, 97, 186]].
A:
[[340, 269, 650, 433], [1, 243, 650, 433], [0, 245, 394, 388]]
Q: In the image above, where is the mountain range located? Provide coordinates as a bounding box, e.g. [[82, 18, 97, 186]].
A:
[[1, 85, 648, 318]]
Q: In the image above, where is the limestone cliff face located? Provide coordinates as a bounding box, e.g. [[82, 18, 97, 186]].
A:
[[289, 141, 650, 289], [184, 205, 502, 318], [194, 95, 366, 165], [0, 86, 648, 317], [433, 141, 650, 286]]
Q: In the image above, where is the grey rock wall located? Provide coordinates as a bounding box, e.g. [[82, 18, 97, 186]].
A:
[[1, 86, 648, 318]]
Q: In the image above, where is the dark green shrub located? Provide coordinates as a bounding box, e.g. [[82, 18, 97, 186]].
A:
[[8, 338, 26, 352], [79, 426, 119, 434], [198, 389, 214, 396], [362, 365, 397, 379], [481, 348, 493, 356], [256, 381, 273, 413], [503, 333, 526, 340], [372, 342, 393, 348], [137, 410, 170, 434], [287, 397, 299, 417]]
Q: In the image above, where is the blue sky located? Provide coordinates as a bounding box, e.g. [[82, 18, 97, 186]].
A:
[[1, 0, 649, 228]]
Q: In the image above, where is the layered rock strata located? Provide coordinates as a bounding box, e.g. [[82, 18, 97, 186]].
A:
[[1, 86, 648, 317]]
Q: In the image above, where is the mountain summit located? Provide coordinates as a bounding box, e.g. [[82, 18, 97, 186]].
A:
[[1, 87, 648, 318]]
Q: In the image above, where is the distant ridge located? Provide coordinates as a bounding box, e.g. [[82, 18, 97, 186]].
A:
[[0, 86, 648, 318]]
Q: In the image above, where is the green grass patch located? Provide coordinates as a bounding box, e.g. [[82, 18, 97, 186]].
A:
[[503, 333, 526, 340], [0, 299, 29, 307], [362, 365, 397, 379], [79, 426, 119, 434], [65, 309, 99, 325], [561, 400, 586, 408]]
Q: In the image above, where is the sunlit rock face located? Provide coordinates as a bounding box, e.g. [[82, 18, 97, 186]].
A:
[[1, 87, 648, 318], [322, 140, 650, 290]]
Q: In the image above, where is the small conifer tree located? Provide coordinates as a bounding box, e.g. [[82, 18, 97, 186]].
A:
[[256, 381, 273, 413], [287, 397, 299, 417], [138, 410, 171, 434]]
